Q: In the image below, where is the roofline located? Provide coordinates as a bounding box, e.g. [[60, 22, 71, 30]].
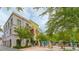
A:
[[3, 12, 30, 27], [28, 20, 39, 26], [3, 12, 13, 27], [3, 12, 39, 28], [12, 12, 29, 22]]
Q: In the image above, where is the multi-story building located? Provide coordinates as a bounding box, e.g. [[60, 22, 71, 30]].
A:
[[0, 37, 2, 46], [3, 12, 39, 47]]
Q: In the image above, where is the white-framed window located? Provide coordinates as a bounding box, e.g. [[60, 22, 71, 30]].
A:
[[11, 18, 13, 26], [17, 19, 21, 27]]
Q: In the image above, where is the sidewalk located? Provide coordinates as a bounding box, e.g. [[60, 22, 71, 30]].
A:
[[19, 46, 63, 51], [0, 46, 18, 51], [19, 46, 50, 51], [19, 46, 79, 51]]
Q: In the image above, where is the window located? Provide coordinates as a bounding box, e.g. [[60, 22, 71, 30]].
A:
[[7, 22, 9, 28], [26, 23, 31, 29], [26, 23, 29, 27], [11, 18, 13, 26], [10, 39, 11, 47], [17, 19, 21, 27], [4, 25, 6, 31], [6, 23, 8, 30], [10, 29, 11, 34]]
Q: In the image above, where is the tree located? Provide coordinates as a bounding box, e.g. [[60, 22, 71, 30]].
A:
[[15, 27, 32, 39], [35, 7, 79, 33], [14, 27, 33, 47], [35, 7, 79, 49], [57, 30, 71, 49], [46, 8, 79, 34], [37, 32, 48, 47], [76, 30, 79, 42]]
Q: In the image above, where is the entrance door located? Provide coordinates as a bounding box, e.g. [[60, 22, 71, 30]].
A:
[[16, 39, 21, 46], [10, 39, 11, 47]]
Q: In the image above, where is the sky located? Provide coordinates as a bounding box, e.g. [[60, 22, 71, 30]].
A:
[[0, 7, 49, 37]]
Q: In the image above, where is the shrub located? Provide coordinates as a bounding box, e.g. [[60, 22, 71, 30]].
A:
[[13, 45, 31, 49]]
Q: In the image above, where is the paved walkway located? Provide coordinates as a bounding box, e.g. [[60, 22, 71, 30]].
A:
[[19, 46, 79, 51], [19, 46, 50, 51], [0, 46, 18, 51], [0, 45, 79, 51], [0, 41, 18, 51], [19, 46, 63, 51]]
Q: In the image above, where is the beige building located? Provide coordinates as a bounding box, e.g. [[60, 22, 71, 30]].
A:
[[3, 12, 39, 47], [0, 37, 2, 46]]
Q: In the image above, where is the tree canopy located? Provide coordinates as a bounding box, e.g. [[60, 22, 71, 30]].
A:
[[35, 7, 79, 42], [46, 7, 79, 34], [15, 27, 33, 40]]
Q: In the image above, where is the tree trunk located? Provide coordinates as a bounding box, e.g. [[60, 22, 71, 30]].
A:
[[60, 43, 64, 49], [26, 40, 29, 47], [16, 39, 21, 47], [37, 40, 40, 47], [48, 41, 52, 48], [28, 39, 31, 46]]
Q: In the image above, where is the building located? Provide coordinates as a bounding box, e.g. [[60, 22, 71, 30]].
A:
[[0, 37, 2, 46], [3, 12, 39, 47]]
